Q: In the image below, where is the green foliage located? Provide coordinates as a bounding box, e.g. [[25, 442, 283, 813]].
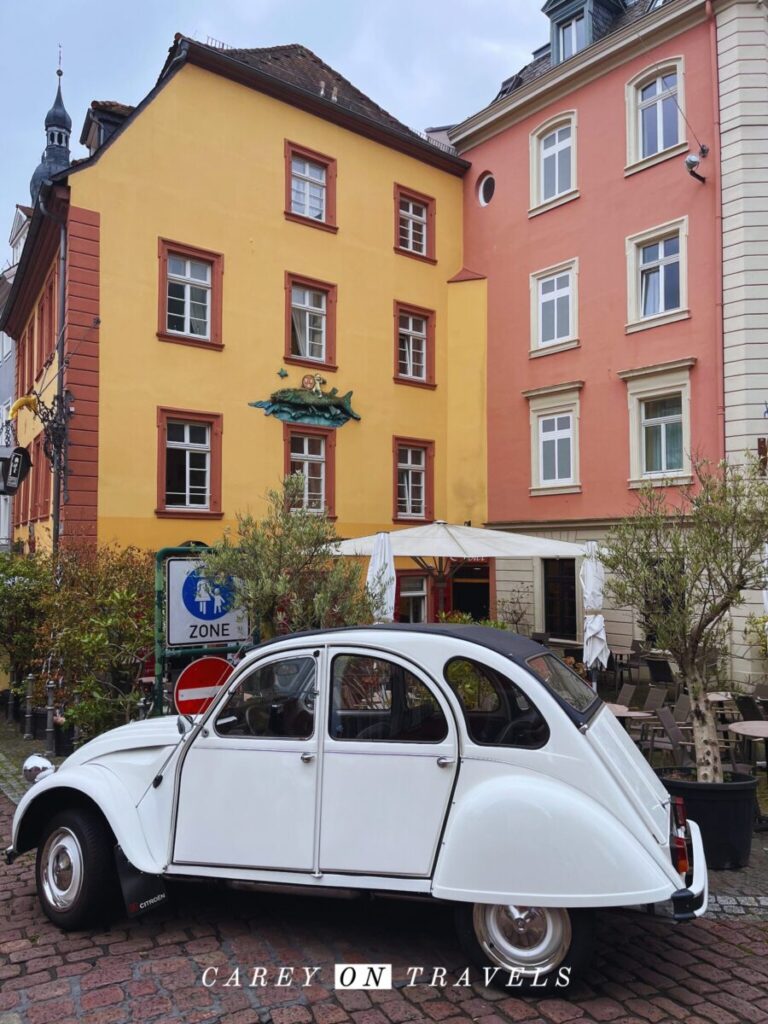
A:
[[437, 609, 509, 631], [0, 552, 52, 682], [602, 456, 768, 782], [201, 476, 377, 640], [45, 544, 155, 739], [745, 613, 768, 664]]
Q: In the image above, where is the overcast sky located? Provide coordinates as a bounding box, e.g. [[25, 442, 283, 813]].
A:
[[0, 0, 546, 255]]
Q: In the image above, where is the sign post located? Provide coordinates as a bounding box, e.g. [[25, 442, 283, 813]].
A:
[[153, 548, 251, 717]]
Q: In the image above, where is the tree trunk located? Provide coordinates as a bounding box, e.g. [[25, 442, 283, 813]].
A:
[[687, 671, 724, 784]]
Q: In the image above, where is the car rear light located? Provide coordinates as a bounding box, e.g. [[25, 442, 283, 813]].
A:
[[671, 834, 689, 875], [671, 796, 687, 830]]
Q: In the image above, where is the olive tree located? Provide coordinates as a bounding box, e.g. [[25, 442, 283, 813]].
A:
[[201, 475, 377, 640], [601, 457, 768, 784], [0, 552, 52, 685]]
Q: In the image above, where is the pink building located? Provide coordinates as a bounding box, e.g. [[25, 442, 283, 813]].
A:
[[451, 0, 725, 649]]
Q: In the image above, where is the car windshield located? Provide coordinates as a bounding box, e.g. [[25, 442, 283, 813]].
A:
[[526, 653, 598, 714]]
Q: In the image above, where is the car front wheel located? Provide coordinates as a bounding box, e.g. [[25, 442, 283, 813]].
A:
[[454, 903, 594, 992], [36, 808, 119, 930]]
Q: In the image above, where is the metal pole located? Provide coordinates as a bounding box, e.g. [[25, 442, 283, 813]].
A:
[[154, 551, 166, 717], [44, 678, 55, 757], [72, 690, 80, 748], [23, 672, 34, 740]]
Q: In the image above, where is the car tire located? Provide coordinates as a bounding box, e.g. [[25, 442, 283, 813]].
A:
[[35, 808, 119, 930], [454, 903, 594, 992]]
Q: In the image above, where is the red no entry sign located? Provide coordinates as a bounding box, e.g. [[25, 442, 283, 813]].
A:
[[174, 657, 234, 716]]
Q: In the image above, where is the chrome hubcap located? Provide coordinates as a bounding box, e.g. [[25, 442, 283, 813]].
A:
[[473, 904, 571, 976], [40, 827, 83, 911]]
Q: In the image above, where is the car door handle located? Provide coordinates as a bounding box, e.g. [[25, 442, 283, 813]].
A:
[[436, 757, 455, 768], [301, 752, 315, 763]]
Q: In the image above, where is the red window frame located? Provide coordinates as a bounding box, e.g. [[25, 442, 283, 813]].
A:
[[393, 184, 436, 264], [156, 407, 224, 519], [284, 271, 338, 372], [157, 238, 224, 350], [393, 300, 436, 389], [283, 423, 337, 519], [284, 140, 338, 234], [392, 436, 435, 524]]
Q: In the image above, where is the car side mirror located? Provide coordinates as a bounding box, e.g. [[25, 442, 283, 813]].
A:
[[177, 714, 193, 735]]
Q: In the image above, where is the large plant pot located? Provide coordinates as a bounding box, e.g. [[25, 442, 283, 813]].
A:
[[657, 767, 757, 870]]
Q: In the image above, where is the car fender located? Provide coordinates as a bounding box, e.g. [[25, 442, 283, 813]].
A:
[[12, 764, 162, 874], [432, 762, 679, 907]]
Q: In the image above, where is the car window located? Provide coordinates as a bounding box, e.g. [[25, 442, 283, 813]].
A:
[[444, 657, 549, 749], [526, 653, 597, 714], [214, 656, 316, 739], [330, 654, 448, 743]]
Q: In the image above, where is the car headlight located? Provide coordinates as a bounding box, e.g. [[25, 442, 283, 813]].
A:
[[22, 755, 55, 785]]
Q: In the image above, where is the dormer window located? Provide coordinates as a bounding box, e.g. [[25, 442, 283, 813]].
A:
[[559, 13, 586, 60]]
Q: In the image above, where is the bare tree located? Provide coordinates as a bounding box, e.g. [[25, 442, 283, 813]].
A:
[[601, 456, 768, 784]]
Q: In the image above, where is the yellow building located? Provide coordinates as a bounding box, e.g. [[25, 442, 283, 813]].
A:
[[2, 38, 487, 615]]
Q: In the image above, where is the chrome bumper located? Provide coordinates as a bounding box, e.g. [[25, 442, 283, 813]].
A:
[[670, 819, 708, 921]]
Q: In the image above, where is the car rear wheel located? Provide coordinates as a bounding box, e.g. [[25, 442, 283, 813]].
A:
[[454, 903, 594, 991], [36, 808, 119, 930]]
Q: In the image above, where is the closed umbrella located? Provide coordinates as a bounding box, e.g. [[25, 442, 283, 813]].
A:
[[579, 541, 609, 691], [366, 532, 396, 622]]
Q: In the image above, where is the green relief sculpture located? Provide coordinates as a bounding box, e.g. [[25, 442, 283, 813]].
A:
[[251, 373, 361, 428]]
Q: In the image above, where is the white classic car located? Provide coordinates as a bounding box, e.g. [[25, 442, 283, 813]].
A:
[[6, 625, 707, 991]]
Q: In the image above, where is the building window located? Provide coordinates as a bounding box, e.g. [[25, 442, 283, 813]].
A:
[[284, 273, 337, 370], [156, 408, 223, 517], [284, 425, 336, 517], [543, 558, 577, 641], [394, 302, 435, 387], [626, 218, 688, 331], [394, 185, 436, 263], [625, 60, 685, 172], [530, 260, 578, 353], [477, 173, 495, 206], [284, 141, 337, 232], [530, 113, 578, 214], [157, 239, 224, 348], [539, 413, 573, 485], [559, 13, 586, 61], [398, 575, 428, 623], [393, 437, 434, 522], [642, 394, 683, 475], [0, 332, 11, 362], [524, 382, 583, 494], [618, 357, 694, 487]]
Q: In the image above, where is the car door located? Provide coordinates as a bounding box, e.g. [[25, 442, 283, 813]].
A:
[[319, 647, 458, 877], [173, 649, 322, 871]]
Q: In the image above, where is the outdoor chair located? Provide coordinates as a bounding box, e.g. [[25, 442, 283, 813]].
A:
[[753, 682, 768, 701], [626, 684, 668, 741], [615, 682, 636, 708], [644, 656, 679, 699], [641, 707, 695, 768], [735, 695, 766, 722], [672, 692, 691, 724], [531, 632, 549, 646]]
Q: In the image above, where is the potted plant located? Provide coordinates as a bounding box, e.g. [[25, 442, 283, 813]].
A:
[[601, 456, 768, 869]]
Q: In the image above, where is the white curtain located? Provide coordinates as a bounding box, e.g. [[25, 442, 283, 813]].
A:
[[291, 305, 308, 357]]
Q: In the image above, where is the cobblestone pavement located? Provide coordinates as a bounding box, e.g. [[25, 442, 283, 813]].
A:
[[3, 794, 768, 1024]]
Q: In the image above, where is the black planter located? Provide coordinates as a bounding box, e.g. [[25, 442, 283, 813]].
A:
[[54, 724, 75, 757], [657, 767, 758, 870]]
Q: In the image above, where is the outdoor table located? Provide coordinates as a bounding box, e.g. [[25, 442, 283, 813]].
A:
[[606, 703, 653, 720], [706, 692, 732, 703], [728, 720, 768, 783]]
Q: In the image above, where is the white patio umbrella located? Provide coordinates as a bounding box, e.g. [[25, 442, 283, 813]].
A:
[[366, 532, 396, 622], [763, 543, 768, 633], [579, 541, 609, 689], [337, 520, 585, 612]]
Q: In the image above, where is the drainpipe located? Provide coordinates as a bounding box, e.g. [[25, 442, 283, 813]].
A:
[[705, 0, 726, 461], [38, 186, 67, 559]]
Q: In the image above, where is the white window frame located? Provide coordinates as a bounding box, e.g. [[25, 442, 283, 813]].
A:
[[291, 156, 327, 222], [398, 575, 428, 623], [0, 332, 11, 362], [640, 394, 684, 477], [523, 381, 583, 495], [398, 196, 428, 256], [529, 111, 579, 217], [559, 12, 586, 61], [165, 421, 211, 510], [625, 58, 687, 175], [397, 312, 428, 381], [397, 445, 427, 519], [618, 358, 695, 488], [530, 258, 579, 356], [166, 255, 212, 339], [625, 216, 689, 333], [291, 285, 327, 362], [290, 433, 326, 513]]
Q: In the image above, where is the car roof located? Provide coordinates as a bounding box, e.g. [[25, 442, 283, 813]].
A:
[[257, 623, 547, 671]]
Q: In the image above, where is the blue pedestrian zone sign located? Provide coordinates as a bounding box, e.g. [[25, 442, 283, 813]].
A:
[[166, 558, 250, 648]]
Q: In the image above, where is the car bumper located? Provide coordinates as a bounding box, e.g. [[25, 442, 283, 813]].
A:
[[670, 819, 708, 920]]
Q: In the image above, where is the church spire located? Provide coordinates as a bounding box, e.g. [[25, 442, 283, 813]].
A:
[[30, 68, 72, 204]]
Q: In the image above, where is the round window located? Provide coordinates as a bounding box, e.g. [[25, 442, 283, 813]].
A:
[[478, 173, 495, 206]]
